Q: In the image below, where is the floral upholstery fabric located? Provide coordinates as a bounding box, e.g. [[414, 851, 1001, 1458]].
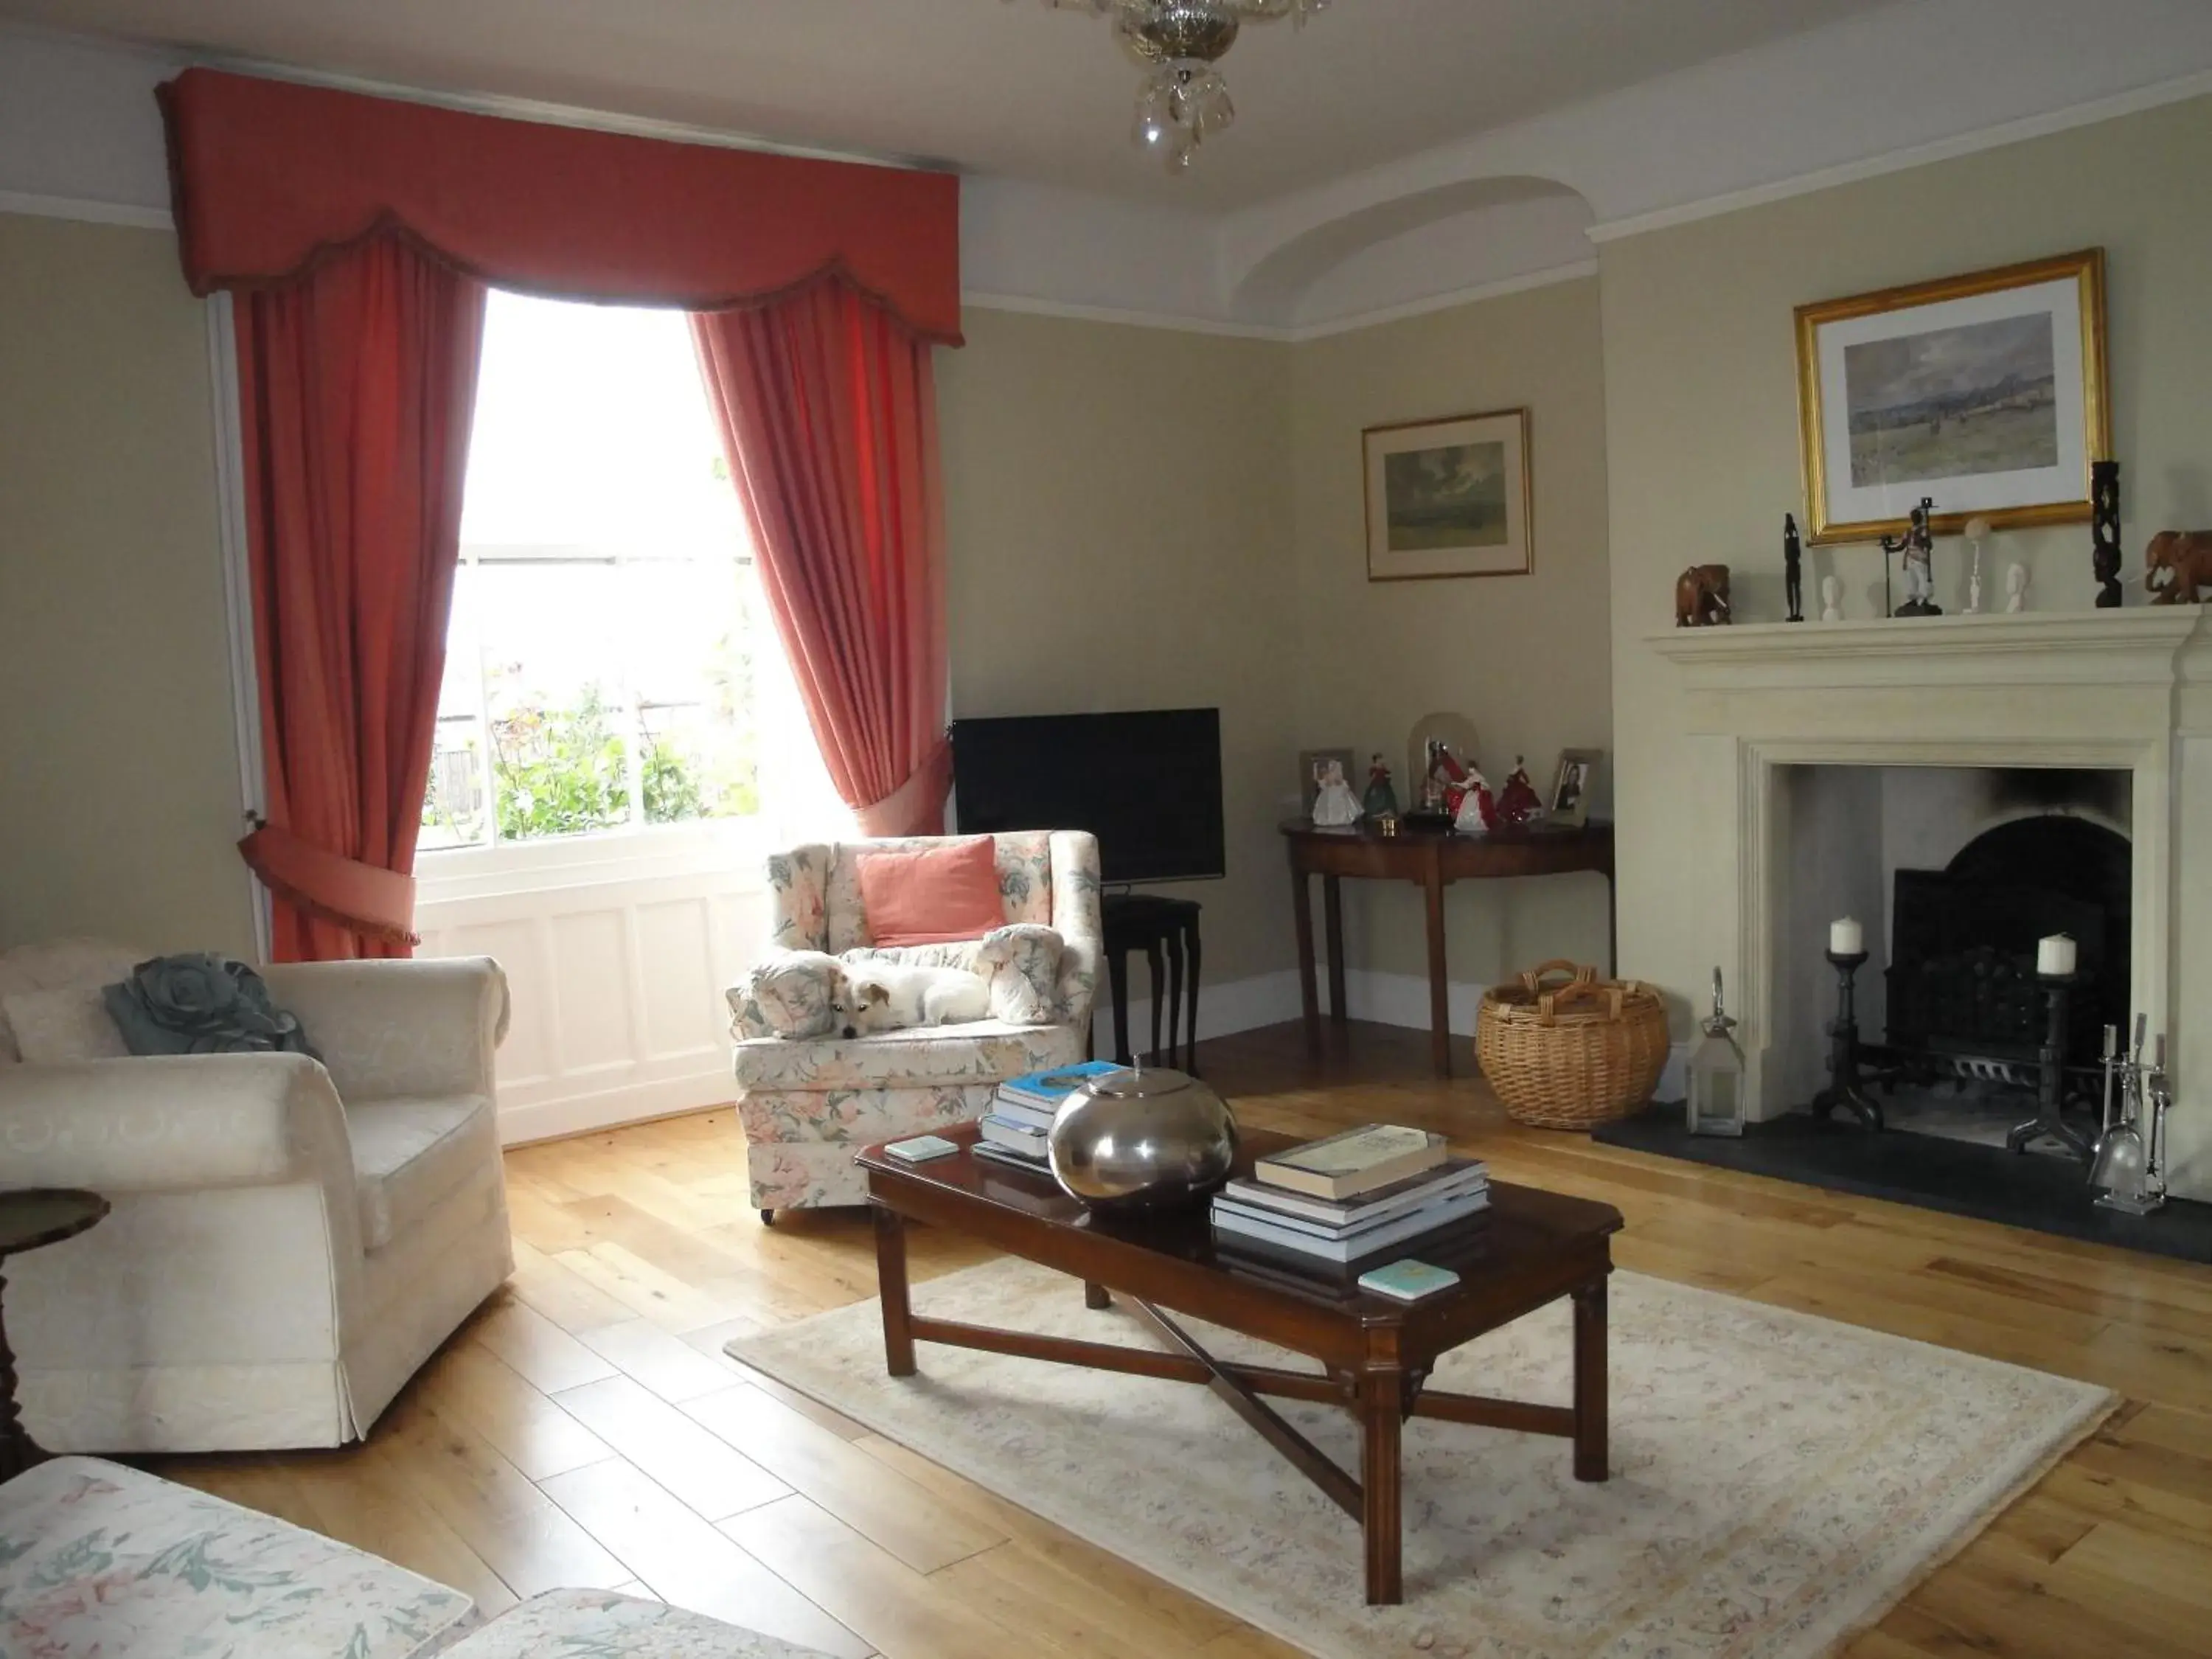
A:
[[448, 1589, 835, 1658], [972, 923, 1063, 1025], [732, 1018, 1079, 1092], [741, 832, 1101, 1210], [0, 1455, 477, 1658], [728, 950, 844, 1040]]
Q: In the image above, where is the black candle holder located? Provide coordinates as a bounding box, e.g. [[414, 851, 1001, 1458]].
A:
[[2007, 971, 2093, 1161], [1809, 950, 1882, 1130]]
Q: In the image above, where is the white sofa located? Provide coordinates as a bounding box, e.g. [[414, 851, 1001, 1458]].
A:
[[0, 941, 514, 1453], [732, 831, 1102, 1214]]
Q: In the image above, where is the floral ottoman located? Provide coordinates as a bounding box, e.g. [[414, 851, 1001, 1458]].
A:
[[0, 1456, 477, 1658], [448, 1588, 838, 1656]]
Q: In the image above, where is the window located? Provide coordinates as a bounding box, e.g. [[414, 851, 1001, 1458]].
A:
[[422, 292, 804, 855]]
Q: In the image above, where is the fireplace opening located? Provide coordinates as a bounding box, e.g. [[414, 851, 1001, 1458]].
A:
[[1888, 814, 2132, 1069]]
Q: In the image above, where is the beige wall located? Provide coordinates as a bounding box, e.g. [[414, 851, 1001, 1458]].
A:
[[0, 214, 256, 956], [938, 307, 1299, 986], [1287, 279, 1614, 990], [1602, 94, 2212, 1036]]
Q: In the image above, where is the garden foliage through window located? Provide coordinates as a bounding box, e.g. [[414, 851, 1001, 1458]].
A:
[[422, 293, 772, 851]]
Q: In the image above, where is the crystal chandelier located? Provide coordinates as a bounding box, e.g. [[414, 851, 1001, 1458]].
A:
[[1015, 0, 1329, 173]]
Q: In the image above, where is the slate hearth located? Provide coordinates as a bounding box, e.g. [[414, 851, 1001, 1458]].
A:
[[1596, 1105, 2212, 1265]]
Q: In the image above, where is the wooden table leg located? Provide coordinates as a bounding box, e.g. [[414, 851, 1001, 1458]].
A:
[[873, 1204, 916, 1377], [1292, 865, 1319, 1051], [1085, 1281, 1111, 1310], [1108, 944, 1133, 1066], [1144, 939, 1166, 1065], [1359, 1369, 1405, 1605], [1183, 917, 1203, 1074], [0, 1265, 42, 1484], [1323, 874, 1348, 1026], [1423, 857, 1452, 1078], [1164, 928, 1185, 1070], [1573, 1276, 1609, 1482]]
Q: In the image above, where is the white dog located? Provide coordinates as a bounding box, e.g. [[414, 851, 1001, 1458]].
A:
[[829, 961, 991, 1039]]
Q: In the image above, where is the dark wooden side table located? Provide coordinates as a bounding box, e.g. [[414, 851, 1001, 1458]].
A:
[[1099, 894, 1202, 1073], [0, 1189, 109, 1482], [1282, 818, 1616, 1079]]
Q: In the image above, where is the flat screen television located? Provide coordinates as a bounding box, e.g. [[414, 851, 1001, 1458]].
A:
[[950, 708, 1225, 885]]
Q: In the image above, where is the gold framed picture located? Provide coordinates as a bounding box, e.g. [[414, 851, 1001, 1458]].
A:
[[1363, 407, 1532, 581], [1794, 248, 2109, 545]]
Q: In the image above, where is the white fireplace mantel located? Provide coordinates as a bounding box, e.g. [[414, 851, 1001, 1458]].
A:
[[1646, 604, 2212, 1200], [1648, 608, 2206, 695]]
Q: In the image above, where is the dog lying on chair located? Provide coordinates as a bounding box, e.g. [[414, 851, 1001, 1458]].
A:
[[827, 961, 991, 1038]]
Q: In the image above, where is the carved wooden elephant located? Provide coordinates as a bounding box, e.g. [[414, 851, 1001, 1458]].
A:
[[2146, 531, 2212, 605], [1675, 563, 1732, 627]]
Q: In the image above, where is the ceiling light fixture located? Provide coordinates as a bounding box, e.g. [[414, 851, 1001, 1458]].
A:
[[1014, 0, 1329, 173]]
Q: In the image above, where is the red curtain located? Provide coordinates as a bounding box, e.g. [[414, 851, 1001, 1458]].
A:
[[233, 237, 487, 960], [692, 288, 950, 837]]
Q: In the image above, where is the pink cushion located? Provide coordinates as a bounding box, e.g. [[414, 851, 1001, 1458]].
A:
[[857, 841, 1005, 947]]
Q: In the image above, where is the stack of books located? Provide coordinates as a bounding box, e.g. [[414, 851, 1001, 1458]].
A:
[[973, 1060, 1123, 1173], [1210, 1124, 1488, 1264]]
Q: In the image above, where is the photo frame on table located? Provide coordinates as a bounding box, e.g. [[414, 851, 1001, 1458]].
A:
[[1298, 748, 1356, 816], [1363, 407, 1533, 581], [1794, 248, 2109, 545], [1548, 749, 1603, 830]]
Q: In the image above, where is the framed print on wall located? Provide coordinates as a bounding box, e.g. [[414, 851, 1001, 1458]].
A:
[[1363, 406, 1532, 581], [1794, 248, 2110, 545]]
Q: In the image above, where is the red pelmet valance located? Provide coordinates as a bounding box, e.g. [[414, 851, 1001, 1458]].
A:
[[159, 67, 964, 344]]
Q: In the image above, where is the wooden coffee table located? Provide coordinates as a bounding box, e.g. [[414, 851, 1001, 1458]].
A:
[[858, 1126, 1622, 1604]]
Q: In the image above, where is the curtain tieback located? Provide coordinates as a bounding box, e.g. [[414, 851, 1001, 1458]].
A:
[[239, 824, 420, 947], [853, 738, 954, 839]]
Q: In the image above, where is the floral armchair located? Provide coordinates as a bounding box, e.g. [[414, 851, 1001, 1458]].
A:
[[730, 831, 1102, 1215]]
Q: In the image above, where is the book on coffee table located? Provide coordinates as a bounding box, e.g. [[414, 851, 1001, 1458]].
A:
[[1252, 1124, 1447, 1200]]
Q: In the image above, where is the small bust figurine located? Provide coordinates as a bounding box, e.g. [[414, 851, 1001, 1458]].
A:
[[2005, 563, 2030, 613], [1820, 574, 1843, 622]]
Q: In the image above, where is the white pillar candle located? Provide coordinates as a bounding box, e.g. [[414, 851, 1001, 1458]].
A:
[[1829, 917, 1864, 956], [2037, 933, 2078, 976]]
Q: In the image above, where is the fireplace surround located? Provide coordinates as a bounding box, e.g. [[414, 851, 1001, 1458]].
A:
[[1646, 607, 2211, 1204]]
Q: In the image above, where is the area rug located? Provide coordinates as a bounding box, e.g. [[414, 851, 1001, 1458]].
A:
[[728, 1261, 2113, 1659]]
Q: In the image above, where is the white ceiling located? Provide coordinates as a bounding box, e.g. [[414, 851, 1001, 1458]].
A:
[[0, 0, 1899, 208]]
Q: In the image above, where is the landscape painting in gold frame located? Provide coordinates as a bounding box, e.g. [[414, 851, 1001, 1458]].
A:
[[1794, 248, 2109, 546], [1363, 407, 1532, 581]]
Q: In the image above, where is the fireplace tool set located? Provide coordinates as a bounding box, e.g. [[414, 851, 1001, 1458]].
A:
[[2090, 1015, 2172, 1215]]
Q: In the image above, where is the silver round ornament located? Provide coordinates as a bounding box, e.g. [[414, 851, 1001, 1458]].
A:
[[1046, 1065, 1237, 1212]]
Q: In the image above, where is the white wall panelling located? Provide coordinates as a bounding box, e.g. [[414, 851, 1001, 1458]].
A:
[[416, 863, 762, 1146]]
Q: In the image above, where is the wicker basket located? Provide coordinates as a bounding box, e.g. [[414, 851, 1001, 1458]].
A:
[[1475, 959, 1669, 1130]]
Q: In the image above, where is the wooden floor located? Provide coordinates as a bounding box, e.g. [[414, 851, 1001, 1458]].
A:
[[153, 1020, 2212, 1658]]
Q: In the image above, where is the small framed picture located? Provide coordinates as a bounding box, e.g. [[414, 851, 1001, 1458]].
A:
[[1363, 407, 1533, 582], [1548, 749, 1603, 829], [1298, 748, 1356, 815]]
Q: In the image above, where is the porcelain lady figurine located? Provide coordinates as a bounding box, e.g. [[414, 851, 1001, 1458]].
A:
[[1453, 762, 1493, 835], [1820, 575, 1843, 622], [1310, 757, 1360, 827], [1361, 754, 1399, 820]]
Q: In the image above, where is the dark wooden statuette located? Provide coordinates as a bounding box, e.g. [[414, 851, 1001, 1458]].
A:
[[2091, 459, 2123, 608], [1784, 513, 1805, 622], [1674, 563, 1731, 627], [859, 1125, 1622, 1607]]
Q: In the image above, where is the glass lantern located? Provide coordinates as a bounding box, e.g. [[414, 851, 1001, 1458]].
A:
[[1687, 967, 1747, 1137]]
